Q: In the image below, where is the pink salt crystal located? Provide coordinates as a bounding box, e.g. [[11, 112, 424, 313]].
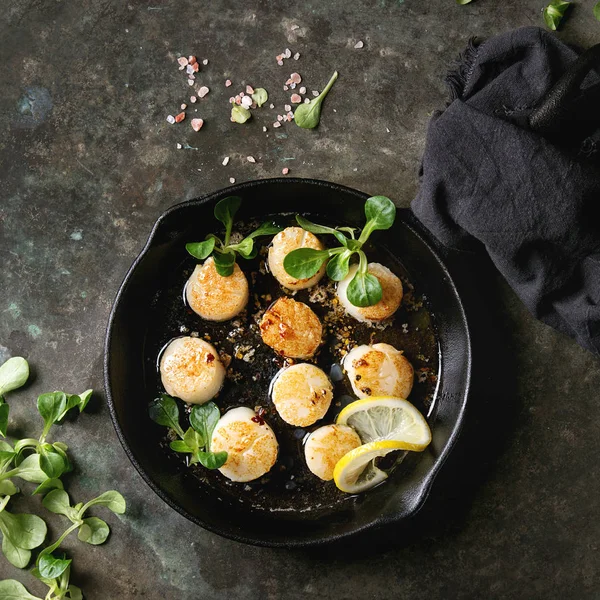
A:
[[276, 54, 284, 61], [188, 55, 197, 64], [283, 85, 289, 91], [166, 115, 175, 124], [284, 104, 291, 111], [202, 58, 209, 65], [175, 112, 186, 123], [190, 96, 197, 103], [235, 96, 241, 105], [186, 64, 195, 75], [225, 79, 232, 87], [180, 103, 187, 110], [191, 118, 204, 131], [198, 86, 209, 98], [247, 156, 256, 163], [273, 122, 281, 128], [178, 57, 189, 67], [299, 86, 306, 94], [277, 60, 284, 66], [229, 96, 236, 103], [188, 79, 195, 86], [290, 94, 302, 104], [290, 73, 301, 84], [282, 168, 289, 175], [284, 48, 292, 58], [277, 115, 284, 121], [246, 85, 254, 94], [192, 62, 199, 72]]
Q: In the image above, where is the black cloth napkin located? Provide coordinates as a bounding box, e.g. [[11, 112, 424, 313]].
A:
[[412, 26, 600, 356]]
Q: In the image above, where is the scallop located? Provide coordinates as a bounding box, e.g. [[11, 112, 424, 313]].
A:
[[304, 424, 362, 481], [268, 226, 326, 290], [259, 297, 322, 359], [343, 343, 414, 399], [159, 337, 225, 404], [337, 262, 403, 322], [185, 257, 249, 322], [211, 407, 279, 482], [271, 363, 333, 426]]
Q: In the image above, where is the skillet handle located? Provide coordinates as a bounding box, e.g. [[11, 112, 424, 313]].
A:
[[529, 43, 600, 142]]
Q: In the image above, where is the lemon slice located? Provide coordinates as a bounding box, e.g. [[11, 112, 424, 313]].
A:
[[333, 397, 431, 494], [336, 396, 431, 448]]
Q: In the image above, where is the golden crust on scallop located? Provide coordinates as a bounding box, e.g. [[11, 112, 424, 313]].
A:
[[211, 408, 278, 482], [271, 363, 333, 426], [186, 257, 249, 322], [344, 342, 414, 399], [268, 227, 326, 290], [304, 424, 362, 481], [159, 337, 225, 404], [259, 297, 322, 359]]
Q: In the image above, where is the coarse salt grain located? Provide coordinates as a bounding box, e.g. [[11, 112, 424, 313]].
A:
[[283, 85, 289, 91], [290, 94, 302, 104], [290, 73, 301, 84], [198, 86, 210, 98], [187, 79, 195, 86], [191, 118, 203, 131], [354, 40, 364, 49], [190, 96, 197, 103], [230, 177, 236, 183], [188, 55, 196, 63], [277, 60, 284, 66], [247, 156, 256, 163], [282, 168, 289, 175], [277, 114, 284, 121], [166, 115, 175, 124], [312, 90, 319, 97], [175, 112, 186, 123], [222, 156, 230, 166], [180, 103, 187, 110], [293, 52, 300, 60], [225, 79, 232, 87], [178, 57, 188, 67], [284, 48, 292, 58], [299, 86, 306, 94], [246, 85, 254, 94], [177, 143, 182, 149], [202, 58, 209, 65], [284, 104, 291, 111], [273, 122, 281, 128]]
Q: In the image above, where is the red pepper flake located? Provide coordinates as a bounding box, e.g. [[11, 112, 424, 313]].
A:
[[206, 353, 215, 363], [175, 112, 186, 123]]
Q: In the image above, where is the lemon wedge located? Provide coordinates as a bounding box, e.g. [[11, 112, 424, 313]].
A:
[[333, 397, 431, 494]]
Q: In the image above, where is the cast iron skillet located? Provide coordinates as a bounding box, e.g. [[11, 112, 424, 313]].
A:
[[104, 178, 471, 547]]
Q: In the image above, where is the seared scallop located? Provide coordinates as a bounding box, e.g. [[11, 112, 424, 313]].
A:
[[211, 407, 279, 482], [304, 424, 362, 481], [337, 263, 403, 322], [343, 343, 414, 399], [268, 227, 326, 290], [260, 297, 322, 359], [186, 257, 249, 322], [160, 337, 225, 404], [271, 363, 333, 426]]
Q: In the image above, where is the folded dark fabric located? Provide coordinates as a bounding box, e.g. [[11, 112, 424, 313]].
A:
[[412, 26, 600, 356]]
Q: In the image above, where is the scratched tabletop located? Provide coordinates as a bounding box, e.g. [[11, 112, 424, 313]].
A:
[[1, 1, 600, 598]]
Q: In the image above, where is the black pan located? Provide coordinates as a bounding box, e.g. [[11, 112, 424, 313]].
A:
[[104, 178, 471, 547]]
